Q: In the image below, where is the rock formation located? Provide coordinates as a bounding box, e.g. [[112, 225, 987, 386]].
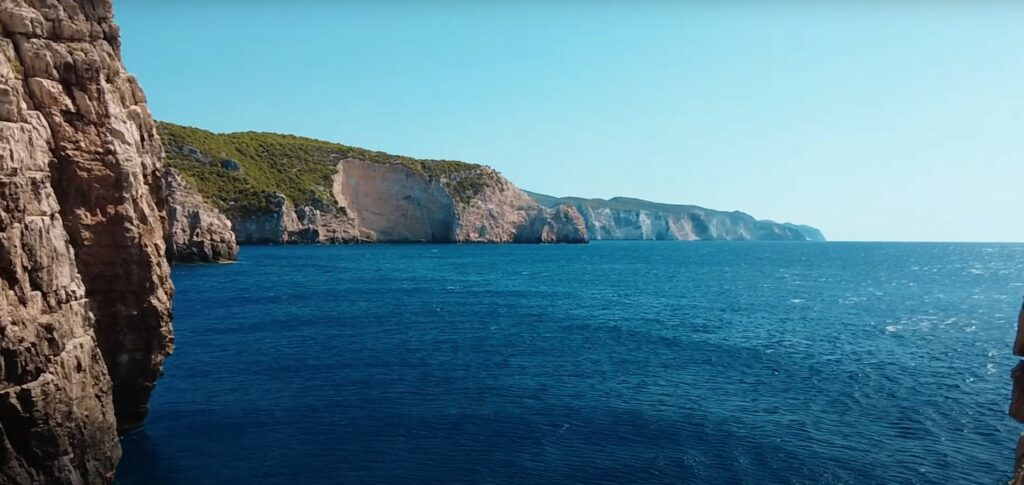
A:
[[157, 123, 588, 246], [0, 0, 173, 481], [528, 192, 824, 241], [1011, 302, 1024, 484], [334, 159, 587, 244], [164, 168, 238, 262], [229, 193, 367, 244], [159, 123, 826, 247], [783, 223, 826, 242]]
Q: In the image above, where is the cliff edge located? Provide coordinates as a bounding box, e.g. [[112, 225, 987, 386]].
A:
[[528, 192, 825, 242], [0, 0, 173, 481], [158, 123, 588, 246], [164, 167, 238, 262]]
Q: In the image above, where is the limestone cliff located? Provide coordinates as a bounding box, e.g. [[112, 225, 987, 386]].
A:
[[528, 192, 824, 242], [229, 193, 366, 244], [0, 0, 172, 482], [158, 123, 588, 245], [334, 159, 587, 244], [164, 168, 238, 262]]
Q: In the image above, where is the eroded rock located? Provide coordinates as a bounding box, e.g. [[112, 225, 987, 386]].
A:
[[335, 159, 588, 244], [164, 168, 238, 263], [0, 87, 120, 485], [0, 0, 173, 481], [1011, 301, 1024, 484]]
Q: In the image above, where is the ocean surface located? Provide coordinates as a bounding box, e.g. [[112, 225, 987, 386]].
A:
[[117, 242, 1024, 484]]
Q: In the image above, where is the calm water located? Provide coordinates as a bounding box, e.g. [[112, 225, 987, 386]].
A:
[[117, 242, 1024, 484]]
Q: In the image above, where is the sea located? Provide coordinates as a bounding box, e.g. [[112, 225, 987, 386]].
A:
[[116, 242, 1024, 484]]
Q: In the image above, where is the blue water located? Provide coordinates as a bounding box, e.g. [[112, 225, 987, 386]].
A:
[[117, 242, 1024, 484]]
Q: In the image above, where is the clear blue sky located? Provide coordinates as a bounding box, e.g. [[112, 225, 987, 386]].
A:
[[116, 1, 1023, 242]]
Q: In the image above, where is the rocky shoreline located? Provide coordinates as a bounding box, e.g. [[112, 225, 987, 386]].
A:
[[158, 127, 825, 264]]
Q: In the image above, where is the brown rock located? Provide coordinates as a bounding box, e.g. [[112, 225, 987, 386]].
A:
[[1011, 362, 1024, 422], [1014, 301, 1024, 356], [1015, 433, 1024, 485], [11, 0, 174, 433], [0, 37, 119, 485], [1, 0, 174, 481], [0, 6, 45, 36], [164, 168, 238, 263]]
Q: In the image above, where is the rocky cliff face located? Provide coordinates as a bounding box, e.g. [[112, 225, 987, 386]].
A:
[[783, 223, 826, 242], [164, 168, 238, 262], [228, 193, 366, 244], [0, 0, 172, 482], [529, 193, 824, 242], [334, 159, 587, 244], [1010, 303, 1024, 484], [158, 124, 588, 246], [228, 159, 588, 245]]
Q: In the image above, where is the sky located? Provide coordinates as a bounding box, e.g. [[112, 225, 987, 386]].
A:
[[115, 1, 1024, 242]]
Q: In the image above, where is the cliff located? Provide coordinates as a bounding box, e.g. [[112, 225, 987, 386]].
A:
[[0, 0, 172, 482], [158, 123, 588, 245], [783, 223, 826, 242], [528, 192, 825, 242], [164, 168, 238, 262], [1010, 303, 1024, 484]]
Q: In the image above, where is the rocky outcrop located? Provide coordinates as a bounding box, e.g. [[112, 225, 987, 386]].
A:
[[229, 194, 367, 244], [783, 223, 826, 242], [164, 168, 238, 262], [230, 163, 588, 245], [0, 63, 120, 484], [332, 159, 587, 244], [516, 204, 588, 244], [528, 192, 824, 241], [1010, 303, 1024, 484], [0, 0, 173, 482], [159, 126, 591, 246], [219, 160, 590, 245]]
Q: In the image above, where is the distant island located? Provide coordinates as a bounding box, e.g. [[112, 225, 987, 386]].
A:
[[159, 122, 824, 262]]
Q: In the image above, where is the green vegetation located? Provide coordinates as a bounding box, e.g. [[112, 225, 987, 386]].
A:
[[448, 170, 499, 204], [158, 122, 484, 217], [2, 47, 22, 78]]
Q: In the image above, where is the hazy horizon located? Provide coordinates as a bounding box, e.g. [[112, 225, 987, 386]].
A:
[[117, 2, 1023, 242]]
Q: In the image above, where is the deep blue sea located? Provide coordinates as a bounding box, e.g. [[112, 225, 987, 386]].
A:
[[117, 242, 1024, 484]]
